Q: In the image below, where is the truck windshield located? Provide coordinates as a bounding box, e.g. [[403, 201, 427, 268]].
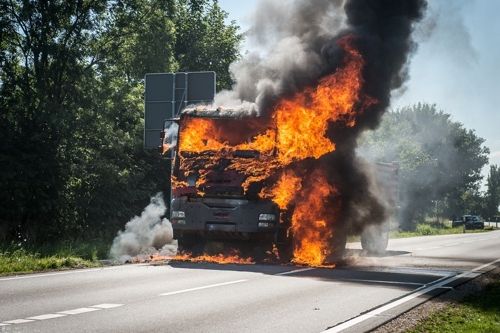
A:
[[173, 115, 274, 198]]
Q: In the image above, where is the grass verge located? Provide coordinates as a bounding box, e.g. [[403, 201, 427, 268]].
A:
[[391, 223, 491, 238], [407, 281, 500, 333], [0, 247, 102, 276], [347, 223, 493, 242]]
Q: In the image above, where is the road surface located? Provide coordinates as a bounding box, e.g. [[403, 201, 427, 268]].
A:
[[1, 230, 499, 333]]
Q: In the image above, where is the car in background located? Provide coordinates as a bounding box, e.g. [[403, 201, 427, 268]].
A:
[[451, 216, 465, 228], [463, 215, 484, 230]]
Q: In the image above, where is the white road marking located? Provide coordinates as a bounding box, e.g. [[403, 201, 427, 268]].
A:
[[159, 279, 248, 296], [2, 319, 34, 324], [321, 258, 500, 333], [57, 307, 101, 315], [0, 265, 126, 282], [26, 314, 66, 320], [1, 303, 124, 326], [275, 267, 315, 276], [91, 303, 124, 309], [337, 279, 424, 286]]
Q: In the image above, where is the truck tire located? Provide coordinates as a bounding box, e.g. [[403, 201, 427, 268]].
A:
[[177, 235, 205, 256], [326, 226, 347, 263], [236, 239, 271, 262], [361, 223, 389, 255], [275, 227, 294, 263]]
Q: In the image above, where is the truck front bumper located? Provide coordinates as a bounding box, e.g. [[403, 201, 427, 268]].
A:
[[170, 196, 280, 239]]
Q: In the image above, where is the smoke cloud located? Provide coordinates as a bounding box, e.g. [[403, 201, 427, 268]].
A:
[[110, 193, 177, 262], [327, 0, 427, 234], [163, 122, 179, 149]]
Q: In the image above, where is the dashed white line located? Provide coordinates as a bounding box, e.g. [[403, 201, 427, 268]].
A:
[[1, 303, 125, 326], [158, 267, 316, 296], [3, 319, 34, 324], [91, 303, 124, 309], [159, 279, 248, 296], [275, 267, 315, 276], [337, 279, 424, 286], [57, 307, 101, 315], [26, 314, 66, 320]]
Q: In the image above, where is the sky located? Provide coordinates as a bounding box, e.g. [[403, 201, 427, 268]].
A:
[[218, 0, 500, 168]]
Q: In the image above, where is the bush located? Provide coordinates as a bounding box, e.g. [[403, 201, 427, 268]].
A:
[[416, 224, 435, 235]]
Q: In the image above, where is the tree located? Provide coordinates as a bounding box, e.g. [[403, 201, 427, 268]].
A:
[[174, 0, 243, 90], [484, 165, 500, 219], [0, 0, 243, 244], [358, 103, 490, 230], [0, 0, 107, 241]]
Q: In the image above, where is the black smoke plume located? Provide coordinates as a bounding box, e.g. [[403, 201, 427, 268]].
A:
[[219, 0, 427, 234], [180, 0, 428, 260]]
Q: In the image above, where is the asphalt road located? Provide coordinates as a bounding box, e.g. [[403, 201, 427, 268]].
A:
[[1, 230, 499, 333]]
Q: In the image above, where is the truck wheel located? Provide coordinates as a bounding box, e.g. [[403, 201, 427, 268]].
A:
[[361, 223, 389, 255], [177, 235, 205, 256], [327, 226, 347, 263], [275, 228, 294, 263]]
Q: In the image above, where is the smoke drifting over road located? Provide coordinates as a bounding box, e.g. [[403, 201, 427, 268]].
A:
[[110, 193, 176, 262]]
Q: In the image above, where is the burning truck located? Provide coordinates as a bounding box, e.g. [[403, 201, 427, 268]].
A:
[[163, 111, 399, 265], [143, 0, 425, 267], [152, 38, 398, 266]]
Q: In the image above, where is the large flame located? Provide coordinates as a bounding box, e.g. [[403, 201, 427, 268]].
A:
[[174, 36, 374, 266], [291, 169, 338, 266], [259, 170, 302, 210], [173, 252, 255, 265]]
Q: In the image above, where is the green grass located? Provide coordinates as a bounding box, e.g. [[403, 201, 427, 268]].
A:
[[392, 224, 464, 238], [408, 281, 500, 333], [0, 244, 104, 276], [347, 223, 492, 242], [391, 223, 491, 238]]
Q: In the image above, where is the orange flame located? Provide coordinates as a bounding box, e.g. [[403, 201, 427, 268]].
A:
[[260, 170, 302, 210], [174, 36, 374, 266], [291, 169, 337, 266], [173, 252, 254, 265]]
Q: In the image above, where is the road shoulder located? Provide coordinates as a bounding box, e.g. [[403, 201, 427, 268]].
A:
[[372, 266, 500, 333]]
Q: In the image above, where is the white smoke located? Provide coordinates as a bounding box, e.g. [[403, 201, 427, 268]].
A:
[[110, 193, 177, 262], [163, 122, 179, 149]]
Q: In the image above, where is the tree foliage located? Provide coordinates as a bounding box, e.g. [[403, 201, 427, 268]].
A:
[[0, 0, 242, 244], [484, 165, 500, 219], [359, 103, 490, 230], [174, 0, 242, 90]]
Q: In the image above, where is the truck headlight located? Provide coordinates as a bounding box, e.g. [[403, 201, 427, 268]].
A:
[[258, 222, 274, 228], [171, 211, 185, 219], [258, 213, 276, 221]]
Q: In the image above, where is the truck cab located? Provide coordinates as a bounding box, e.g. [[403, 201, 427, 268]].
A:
[[163, 114, 291, 258]]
